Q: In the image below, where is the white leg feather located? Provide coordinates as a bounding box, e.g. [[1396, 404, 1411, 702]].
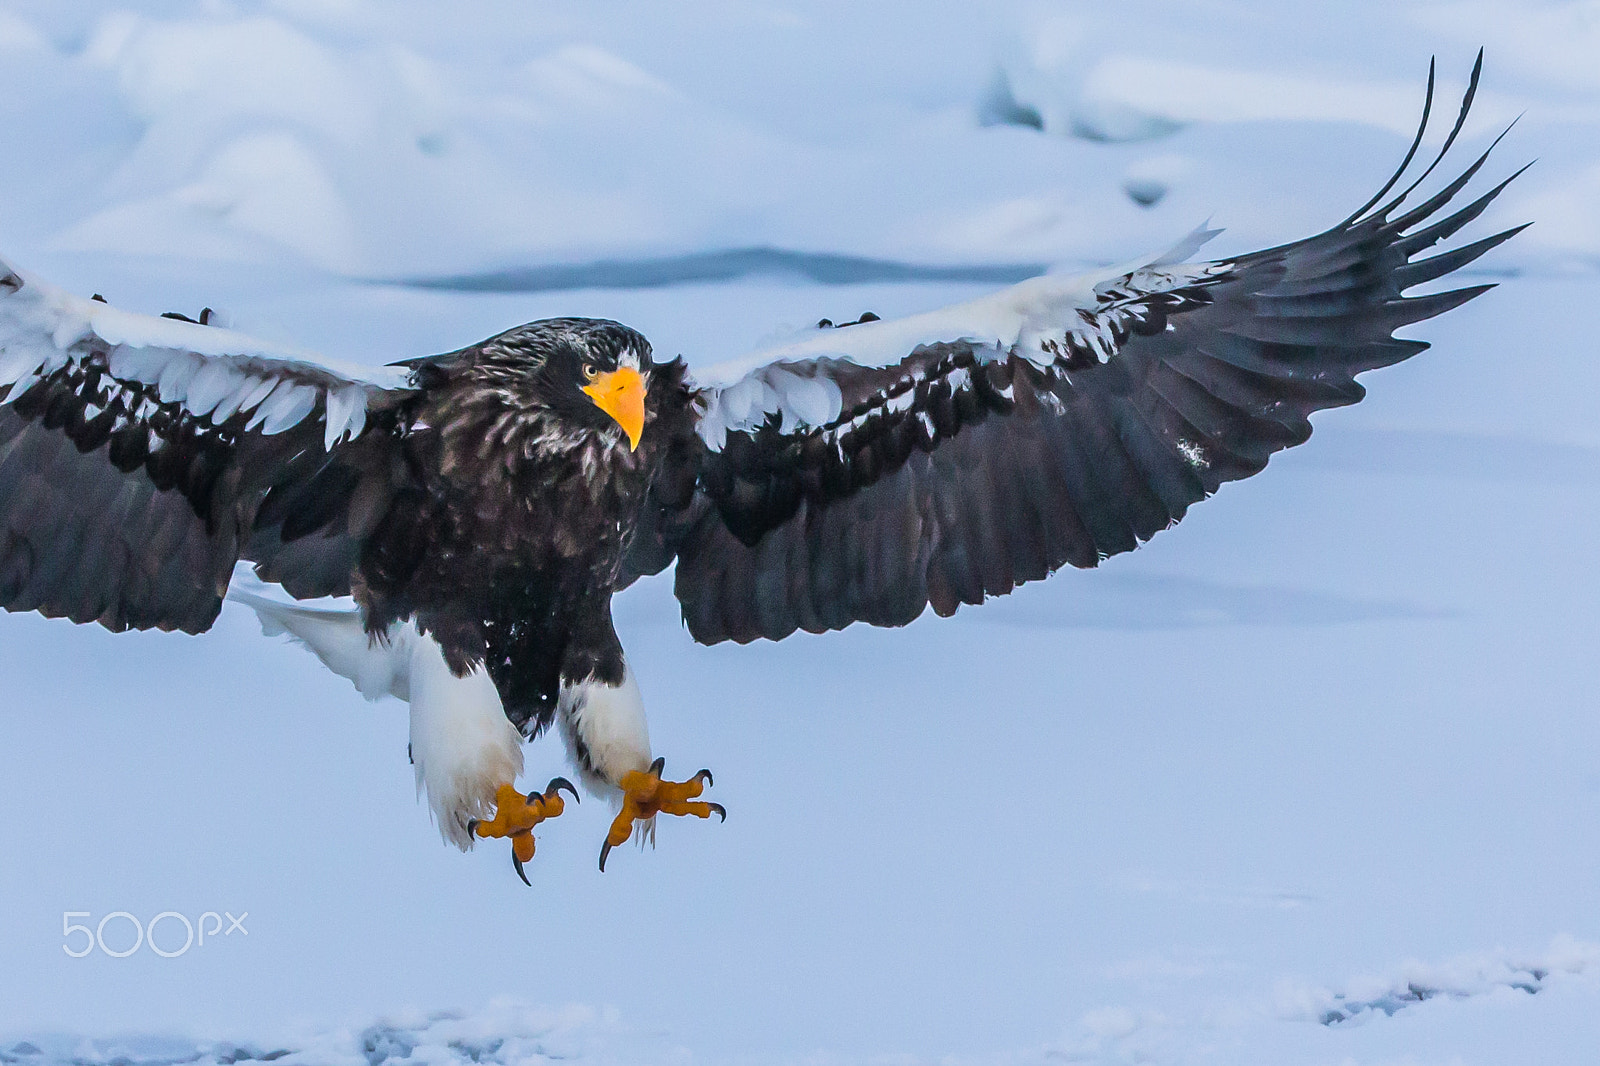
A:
[[557, 661, 651, 795], [406, 626, 524, 849]]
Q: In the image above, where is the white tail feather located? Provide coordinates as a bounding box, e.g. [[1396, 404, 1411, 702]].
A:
[[226, 585, 409, 701], [227, 581, 524, 850]]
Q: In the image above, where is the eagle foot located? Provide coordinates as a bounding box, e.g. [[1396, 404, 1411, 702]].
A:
[[599, 757, 725, 872], [468, 778, 578, 885]]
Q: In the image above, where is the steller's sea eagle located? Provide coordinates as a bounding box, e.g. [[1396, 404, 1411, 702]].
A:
[[0, 58, 1524, 880]]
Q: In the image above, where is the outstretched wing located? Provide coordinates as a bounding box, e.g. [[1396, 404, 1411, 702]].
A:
[[636, 56, 1527, 645], [0, 261, 416, 633]]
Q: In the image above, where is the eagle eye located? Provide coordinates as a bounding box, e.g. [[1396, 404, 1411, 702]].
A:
[[582, 363, 598, 380]]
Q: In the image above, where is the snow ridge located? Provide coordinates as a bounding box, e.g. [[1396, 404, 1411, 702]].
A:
[[1282, 936, 1600, 1027], [0, 1001, 626, 1066]]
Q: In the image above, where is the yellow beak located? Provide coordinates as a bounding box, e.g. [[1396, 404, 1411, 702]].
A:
[[581, 366, 647, 451]]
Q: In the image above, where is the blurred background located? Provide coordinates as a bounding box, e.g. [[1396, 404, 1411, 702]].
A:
[[0, 2, 1596, 1063]]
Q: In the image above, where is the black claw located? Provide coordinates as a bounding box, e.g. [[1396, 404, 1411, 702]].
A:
[[547, 776, 579, 803], [599, 841, 613, 872], [695, 769, 714, 788], [466, 818, 479, 840], [649, 756, 665, 776], [513, 853, 531, 887], [708, 803, 727, 823]]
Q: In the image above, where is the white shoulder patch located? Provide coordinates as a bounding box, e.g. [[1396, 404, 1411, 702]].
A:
[[694, 361, 845, 450], [0, 254, 409, 450], [690, 225, 1225, 451]]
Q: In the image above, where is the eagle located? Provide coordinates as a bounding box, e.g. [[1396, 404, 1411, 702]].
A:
[[0, 58, 1522, 881]]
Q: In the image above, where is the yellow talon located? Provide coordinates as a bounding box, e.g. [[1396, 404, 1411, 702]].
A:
[[600, 758, 725, 871], [469, 778, 578, 884]]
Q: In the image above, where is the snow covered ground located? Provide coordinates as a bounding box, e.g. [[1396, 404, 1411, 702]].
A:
[[0, 1, 1597, 1063]]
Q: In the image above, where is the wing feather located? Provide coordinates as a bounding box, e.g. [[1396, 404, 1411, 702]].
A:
[[0, 259, 418, 632], [641, 62, 1525, 645]]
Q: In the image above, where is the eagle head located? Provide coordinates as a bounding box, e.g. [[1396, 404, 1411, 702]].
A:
[[497, 318, 654, 451]]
